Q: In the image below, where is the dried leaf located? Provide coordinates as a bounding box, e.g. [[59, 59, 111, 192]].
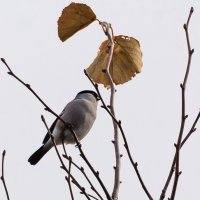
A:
[[86, 35, 143, 87], [58, 3, 96, 41]]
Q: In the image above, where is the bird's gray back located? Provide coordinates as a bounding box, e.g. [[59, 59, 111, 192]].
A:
[[55, 98, 97, 143]]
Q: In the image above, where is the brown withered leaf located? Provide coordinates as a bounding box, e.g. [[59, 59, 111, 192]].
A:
[[86, 35, 143, 87], [58, 3, 96, 41]]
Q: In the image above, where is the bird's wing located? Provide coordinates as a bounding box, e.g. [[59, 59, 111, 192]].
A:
[[42, 108, 66, 144], [42, 118, 58, 144]]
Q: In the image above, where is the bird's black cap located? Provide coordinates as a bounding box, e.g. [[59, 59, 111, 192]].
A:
[[78, 90, 100, 101]]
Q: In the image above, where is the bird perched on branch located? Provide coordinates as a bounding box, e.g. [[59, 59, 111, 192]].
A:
[[28, 90, 100, 165]]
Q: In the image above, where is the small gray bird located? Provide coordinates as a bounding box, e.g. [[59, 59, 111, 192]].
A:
[[28, 90, 100, 165]]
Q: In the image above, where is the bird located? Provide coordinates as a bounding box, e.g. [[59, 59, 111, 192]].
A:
[[28, 90, 100, 165]]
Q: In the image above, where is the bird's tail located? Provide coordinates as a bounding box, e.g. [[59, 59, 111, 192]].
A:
[[28, 145, 50, 165]]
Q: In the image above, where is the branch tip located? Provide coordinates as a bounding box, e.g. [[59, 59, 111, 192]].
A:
[[96, 171, 99, 176], [7, 72, 12, 75], [41, 115, 44, 121], [25, 83, 31, 88], [68, 156, 72, 161], [1, 58, 6, 63], [94, 83, 98, 88], [2, 150, 6, 156], [80, 167, 84, 172], [174, 143, 177, 148], [180, 83, 184, 89], [192, 128, 196, 132], [107, 105, 111, 109], [190, 49, 194, 54]]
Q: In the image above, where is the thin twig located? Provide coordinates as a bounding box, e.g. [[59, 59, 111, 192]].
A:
[[63, 157, 104, 200], [41, 115, 91, 200], [169, 7, 194, 200], [62, 142, 104, 200], [87, 194, 100, 200], [0, 58, 64, 124], [181, 111, 200, 147], [62, 139, 68, 158], [66, 156, 74, 200], [183, 7, 194, 87], [1, 150, 10, 200], [159, 110, 200, 200], [1, 58, 110, 200], [84, 70, 153, 200], [68, 128, 112, 200], [168, 7, 194, 200], [69, 177, 91, 200]]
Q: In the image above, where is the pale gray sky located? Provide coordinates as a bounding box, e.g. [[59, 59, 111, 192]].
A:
[[1, 1, 200, 199]]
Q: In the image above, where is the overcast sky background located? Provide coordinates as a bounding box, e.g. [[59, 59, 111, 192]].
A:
[[1, 0, 200, 199]]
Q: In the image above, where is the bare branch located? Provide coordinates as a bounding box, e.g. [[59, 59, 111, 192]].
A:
[[181, 111, 200, 147], [183, 6, 194, 87], [157, 7, 195, 200], [0, 58, 64, 124], [69, 128, 112, 200], [41, 115, 91, 200], [1, 58, 110, 200], [169, 7, 194, 200], [84, 70, 153, 200], [1, 150, 10, 200], [66, 156, 74, 200], [62, 142, 103, 200], [87, 194, 100, 200], [99, 22, 121, 200], [160, 110, 200, 200], [63, 160, 104, 200]]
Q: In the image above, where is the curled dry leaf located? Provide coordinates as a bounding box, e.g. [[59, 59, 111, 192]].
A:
[[58, 2, 96, 42], [86, 35, 143, 87]]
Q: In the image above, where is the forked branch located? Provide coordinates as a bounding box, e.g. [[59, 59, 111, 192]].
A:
[[41, 115, 91, 200], [62, 144, 104, 200], [169, 7, 194, 200], [160, 110, 200, 200], [1, 59, 111, 200], [84, 70, 153, 200], [159, 7, 195, 200]]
